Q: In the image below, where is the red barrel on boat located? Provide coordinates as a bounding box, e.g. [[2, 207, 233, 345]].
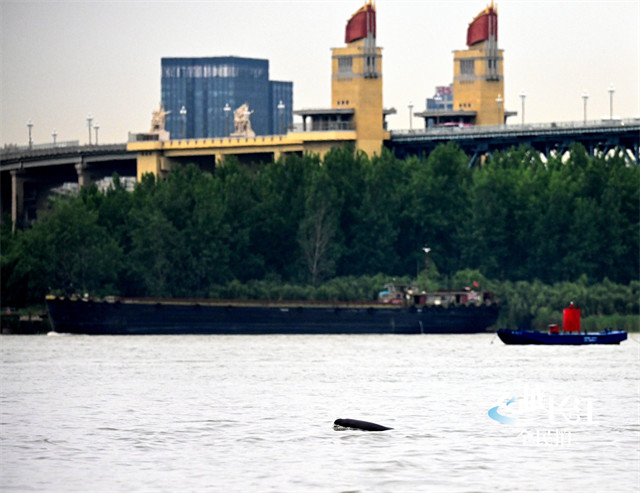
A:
[[563, 302, 581, 332]]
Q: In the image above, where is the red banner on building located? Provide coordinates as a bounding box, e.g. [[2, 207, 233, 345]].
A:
[[466, 6, 498, 46], [345, 2, 376, 43]]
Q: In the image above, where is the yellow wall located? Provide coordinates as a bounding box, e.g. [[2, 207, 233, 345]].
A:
[[331, 38, 385, 156], [127, 131, 359, 178], [453, 43, 505, 126], [135, 152, 166, 181]]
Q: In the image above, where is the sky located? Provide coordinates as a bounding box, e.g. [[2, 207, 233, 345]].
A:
[[1, 0, 638, 146]]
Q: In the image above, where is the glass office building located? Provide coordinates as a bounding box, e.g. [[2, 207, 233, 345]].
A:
[[161, 57, 293, 139], [426, 85, 454, 111]]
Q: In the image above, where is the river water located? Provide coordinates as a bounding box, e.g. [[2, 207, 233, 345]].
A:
[[1, 333, 638, 492]]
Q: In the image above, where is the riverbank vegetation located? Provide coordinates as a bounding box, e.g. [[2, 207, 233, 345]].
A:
[[2, 143, 638, 329]]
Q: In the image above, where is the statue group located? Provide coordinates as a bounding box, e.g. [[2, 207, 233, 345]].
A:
[[150, 102, 171, 134], [142, 102, 256, 140], [230, 103, 255, 138]]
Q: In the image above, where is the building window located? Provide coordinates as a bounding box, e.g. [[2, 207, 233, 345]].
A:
[[460, 59, 475, 75], [338, 56, 353, 73]]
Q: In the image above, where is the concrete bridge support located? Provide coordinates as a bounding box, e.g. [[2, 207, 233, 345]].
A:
[[75, 161, 91, 187], [10, 170, 25, 232]]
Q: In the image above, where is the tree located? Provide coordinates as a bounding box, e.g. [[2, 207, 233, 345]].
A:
[[297, 165, 342, 286], [7, 194, 122, 301], [347, 149, 403, 275]]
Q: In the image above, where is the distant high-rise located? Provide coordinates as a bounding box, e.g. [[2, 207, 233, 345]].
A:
[[161, 57, 293, 139]]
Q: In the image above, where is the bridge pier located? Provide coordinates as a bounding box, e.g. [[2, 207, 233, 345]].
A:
[[75, 161, 92, 187], [10, 170, 25, 232], [136, 150, 170, 181]]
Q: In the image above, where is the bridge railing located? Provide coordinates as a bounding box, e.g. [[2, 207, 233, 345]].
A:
[[391, 118, 640, 137], [2, 140, 80, 152], [0, 143, 129, 164]]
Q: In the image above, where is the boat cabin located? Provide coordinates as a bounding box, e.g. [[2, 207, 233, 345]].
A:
[[378, 284, 491, 307]]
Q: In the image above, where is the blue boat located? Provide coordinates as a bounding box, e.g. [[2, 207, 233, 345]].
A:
[[497, 328, 627, 345], [497, 302, 627, 345]]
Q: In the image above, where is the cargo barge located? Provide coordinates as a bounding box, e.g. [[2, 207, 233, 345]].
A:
[[45, 286, 498, 335]]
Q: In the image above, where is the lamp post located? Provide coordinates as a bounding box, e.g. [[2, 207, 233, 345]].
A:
[[93, 123, 100, 145], [408, 101, 414, 131], [496, 94, 503, 126], [27, 120, 33, 149], [608, 83, 615, 120], [581, 90, 589, 123], [52, 130, 57, 146], [434, 94, 442, 126], [180, 105, 187, 139], [422, 246, 431, 279], [224, 103, 231, 136], [86, 114, 93, 145], [277, 100, 285, 134], [519, 90, 526, 125]]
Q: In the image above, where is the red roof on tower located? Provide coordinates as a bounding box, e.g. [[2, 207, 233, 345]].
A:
[[345, 1, 376, 44], [466, 2, 498, 46]]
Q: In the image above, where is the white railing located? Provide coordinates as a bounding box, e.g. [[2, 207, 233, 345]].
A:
[[2, 140, 80, 152], [391, 118, 640, 137]]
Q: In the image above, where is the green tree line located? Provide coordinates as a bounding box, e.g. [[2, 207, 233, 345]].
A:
[[2, 143, 638, 328]]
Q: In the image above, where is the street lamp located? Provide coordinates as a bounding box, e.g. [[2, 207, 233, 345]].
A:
[[423, 246, 431, 278], [581, 89, 589, 123], [86, 114, 93, 145], [496, 94, 503, 126], [608, 83, 615, 120], [93, 123, 100, 145], [224, 103, 231, 136], [52, 130, 57, 146], [434, 94, 442, 126], [408, 100, 414, 130], [519, 90, 526, 125], [27, 120, 34, 149], [277, 100, 285, 134], [180, 105, 187, 139]]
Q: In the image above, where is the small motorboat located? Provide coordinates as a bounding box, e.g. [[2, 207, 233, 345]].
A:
[[497, 302, 628, 345]]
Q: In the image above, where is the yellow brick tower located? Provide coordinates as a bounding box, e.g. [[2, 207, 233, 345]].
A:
[[453, 2, 505, 126], [331, 1, 384, 155]]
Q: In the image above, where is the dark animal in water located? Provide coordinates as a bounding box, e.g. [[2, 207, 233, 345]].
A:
[[333, 418, 393, 431]]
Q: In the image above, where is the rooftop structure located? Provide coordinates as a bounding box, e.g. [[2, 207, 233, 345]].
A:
[[416, 2, 514, 128], [295, 1, 395, 156]]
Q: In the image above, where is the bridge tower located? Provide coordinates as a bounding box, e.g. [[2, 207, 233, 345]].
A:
[[331, 1, 384, 155], [453, 2, 507, 126]]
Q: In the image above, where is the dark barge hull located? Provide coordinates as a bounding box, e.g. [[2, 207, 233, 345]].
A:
[[497, 329, 627, 345], [45, 297, 499, 335]]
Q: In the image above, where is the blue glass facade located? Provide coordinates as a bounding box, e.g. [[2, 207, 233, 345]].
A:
[[270, 81, 293, 135], [426, 85, 454, 111], [161, 57, 293, 139]]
